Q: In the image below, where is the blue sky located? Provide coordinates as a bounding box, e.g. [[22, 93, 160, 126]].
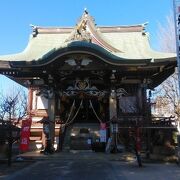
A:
[[0, 0, 173, 93]]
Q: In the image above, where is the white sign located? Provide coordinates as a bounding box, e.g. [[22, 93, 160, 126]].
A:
[[87, 138, 92, 145], [99, 129, 107, 142]]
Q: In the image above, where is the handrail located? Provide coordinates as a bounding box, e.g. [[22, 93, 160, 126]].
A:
[[115, 115, 177, 128]]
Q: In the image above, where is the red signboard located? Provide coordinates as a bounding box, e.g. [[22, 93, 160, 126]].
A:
[[19, 118, 32, 152]]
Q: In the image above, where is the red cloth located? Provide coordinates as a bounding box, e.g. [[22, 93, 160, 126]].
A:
[[19, 118, 32, 152]]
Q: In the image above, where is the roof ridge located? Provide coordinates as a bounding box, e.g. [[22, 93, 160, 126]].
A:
[[31, 23, 146, 30]]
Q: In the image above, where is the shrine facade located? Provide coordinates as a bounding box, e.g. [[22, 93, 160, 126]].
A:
[[0, 10, 177, 151]]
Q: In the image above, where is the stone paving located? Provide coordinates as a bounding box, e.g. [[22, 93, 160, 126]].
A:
[[1, 151, 180, 180], [0, 161, 34, 179], [0, 150, 137, 179]]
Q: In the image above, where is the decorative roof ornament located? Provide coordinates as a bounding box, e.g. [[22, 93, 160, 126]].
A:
[[65, 9, 93, 42], [141, 22, 148, 35], [84, 7, 88, 14], [65, 9, 122, 52], [30, 24, 38, 37]]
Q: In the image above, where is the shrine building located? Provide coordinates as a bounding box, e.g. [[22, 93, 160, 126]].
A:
[[0, 10, 177, 151]]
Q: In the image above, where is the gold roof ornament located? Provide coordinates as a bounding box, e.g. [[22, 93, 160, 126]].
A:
[[66, 9, 92, 42]]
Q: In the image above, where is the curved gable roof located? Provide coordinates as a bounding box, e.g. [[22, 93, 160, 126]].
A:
[[0, 10, 176, 66]]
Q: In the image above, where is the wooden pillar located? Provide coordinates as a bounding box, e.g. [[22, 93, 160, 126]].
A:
[[141, 83, 151, 158], [27, 87, 33, 115], [109, 90, 117, 119], [48, 94, 55, 148], [109, 89, 118, 153], [56, 97, 63, 152], [137, 85, 143, 112]]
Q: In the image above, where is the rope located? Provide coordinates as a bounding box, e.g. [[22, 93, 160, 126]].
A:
[[63, 99, 83, 126], [89, 100, 102, 123], [63, 100, 75, 126], [106, 118, 115, 124]]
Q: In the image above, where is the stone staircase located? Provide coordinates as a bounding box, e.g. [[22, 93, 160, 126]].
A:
[[62, 123, 100, 151]]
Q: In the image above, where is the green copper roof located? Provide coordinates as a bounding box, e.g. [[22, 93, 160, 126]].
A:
[[0, 31, 176, 62], [0, 10, 176, 65]]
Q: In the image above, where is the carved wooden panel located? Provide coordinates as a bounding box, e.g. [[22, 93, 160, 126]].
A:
[[119, 96, 137, 113]]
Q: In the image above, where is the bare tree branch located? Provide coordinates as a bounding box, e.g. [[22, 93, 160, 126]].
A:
[[153, 11, 180, 121], [0, 88, 27, 124]]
